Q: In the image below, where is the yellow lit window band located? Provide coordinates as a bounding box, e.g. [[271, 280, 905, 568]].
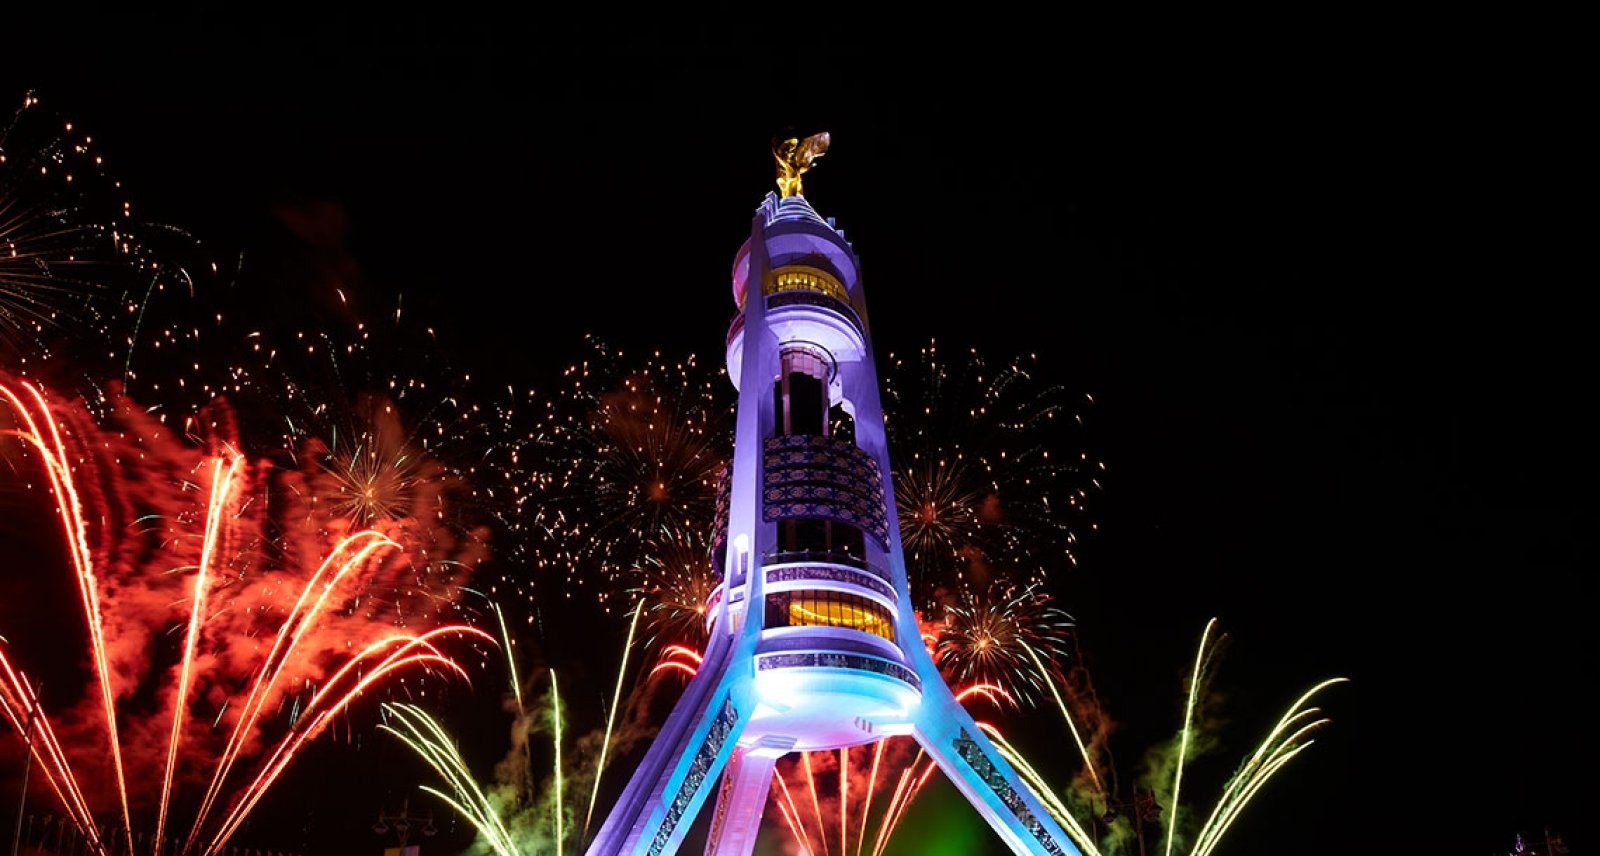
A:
[[783, 590, 894, 641], [766, 266, 848, 303]]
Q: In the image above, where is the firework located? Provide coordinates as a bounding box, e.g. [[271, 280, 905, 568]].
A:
[[976, 619, 1345, 856], [584, 599, 642, 837], [503, 339, 1099, 628], [0, 376, 489, 853], [0, 91, 219, 394], [512, 338, 730, 610], [0, 93, 122, 353], [630, 527, 719, 650], [380, 702, 521, 856], [756, 684, 1014, 856], [649, 644, 703, 682], [1154, 621, 1345, 856], [883, 339, 1101, 600], [494, 601, 524, 710], [936, 580, 1076, 706], [1185, 678, 1345, 856], [1014, 639, 1103, 794], [1166, 619, 1218, 856], [976, 723, 1103, 856]]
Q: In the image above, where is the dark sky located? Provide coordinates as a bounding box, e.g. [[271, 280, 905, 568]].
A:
[[3, 5, 1590, 855]]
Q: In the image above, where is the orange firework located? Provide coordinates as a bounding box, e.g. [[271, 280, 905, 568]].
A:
[[0, 376, 489, 854]]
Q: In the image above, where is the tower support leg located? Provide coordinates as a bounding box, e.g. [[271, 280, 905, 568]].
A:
[[912, 686, 1084, 856], [587, 634, 753, 856], [704, 736, 795, 856]]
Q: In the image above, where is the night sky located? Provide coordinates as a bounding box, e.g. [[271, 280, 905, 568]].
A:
[[3, 5, 1589, 855]]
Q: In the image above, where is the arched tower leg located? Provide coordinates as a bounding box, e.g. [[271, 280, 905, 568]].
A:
[[587, 633, 752, 856], [704, 736, 795, 856], [911, 682, 1082, 856]]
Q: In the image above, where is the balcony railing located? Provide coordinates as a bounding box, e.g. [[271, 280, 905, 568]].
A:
[[727, 290, 865, 347], [763, 548, 889, 580], [767, 290, 864, 336]]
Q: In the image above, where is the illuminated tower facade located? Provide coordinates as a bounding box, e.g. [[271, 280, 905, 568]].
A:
[[587, 135, 1082, 856]]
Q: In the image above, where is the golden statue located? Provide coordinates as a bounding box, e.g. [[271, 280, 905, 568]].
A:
[[773, 132, 830, 198]]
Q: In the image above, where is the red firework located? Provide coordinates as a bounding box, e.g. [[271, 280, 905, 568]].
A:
[[0, 377, 490, 855]]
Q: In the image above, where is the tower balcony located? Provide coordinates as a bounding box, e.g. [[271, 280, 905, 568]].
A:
[[725, 277, 868, 393], [724, 292, 864, 348], [748, 559, 921, 744], [762, 550, 897, 603], [751, 618, 923, 747]]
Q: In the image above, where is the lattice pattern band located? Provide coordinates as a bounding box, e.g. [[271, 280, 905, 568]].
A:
[[757, 651, 921, 690], [762, 435, 889, 545], [649, 697, 740, 855], [952, 728, 1069, 855]]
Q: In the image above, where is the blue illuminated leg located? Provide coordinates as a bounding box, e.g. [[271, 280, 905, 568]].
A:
[[912, 683, 1084, 856]]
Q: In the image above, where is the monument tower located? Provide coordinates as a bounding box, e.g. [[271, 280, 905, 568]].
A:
[[587, 134, 1082, 856]]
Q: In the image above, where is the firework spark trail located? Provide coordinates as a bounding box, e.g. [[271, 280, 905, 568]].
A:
[[774, 793, 808, 856], [187, 530, 400, 849], [1193, 744, 1311, 856], [1187, 678, 1346, 856], [1019, 638, 1101, 793], [210, 647, 467, 854], [802, 751, 831, 856], [954, 682, 1016, 707], [495, 602, 522, 710], [0, 653, 99, 845], [840, 747, 849, 856], [975, 723, 1102, 856], [773, 767, 816, 856], [551, 669, 564, 856], [856, 738, 885, 856], [156, 454, 243, 853], [649, 661, 697, 680], [1, 380, 133, 852], [584, 599, 642, 838], [874, 756, 939, 856], [649, 644, 702, 681], [380, 702, 519, 856], [868, 765, 914, 856], [873, 758, 937, 856], [1167, 618, 1218, 856], [659, 645, 703, 664], [205, 627, 487, 854]]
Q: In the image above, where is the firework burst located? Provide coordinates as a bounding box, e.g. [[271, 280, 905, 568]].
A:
[[0, 91, 159, 357], [0, 90, 217, 389], [512, 338, 730, 609], [883, 339, 1101, 600], [0, 92, 107, 346], [936, 581, 1076, 707], [628, 527, 719, 650]]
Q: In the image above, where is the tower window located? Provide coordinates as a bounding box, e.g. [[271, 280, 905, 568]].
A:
[[765, 589, 895, 642]]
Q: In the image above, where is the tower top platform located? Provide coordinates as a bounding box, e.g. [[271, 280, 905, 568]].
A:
[[730, 191, 860, 308]]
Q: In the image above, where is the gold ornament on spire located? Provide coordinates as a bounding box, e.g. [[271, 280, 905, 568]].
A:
[[773, 132, 830, 198]]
